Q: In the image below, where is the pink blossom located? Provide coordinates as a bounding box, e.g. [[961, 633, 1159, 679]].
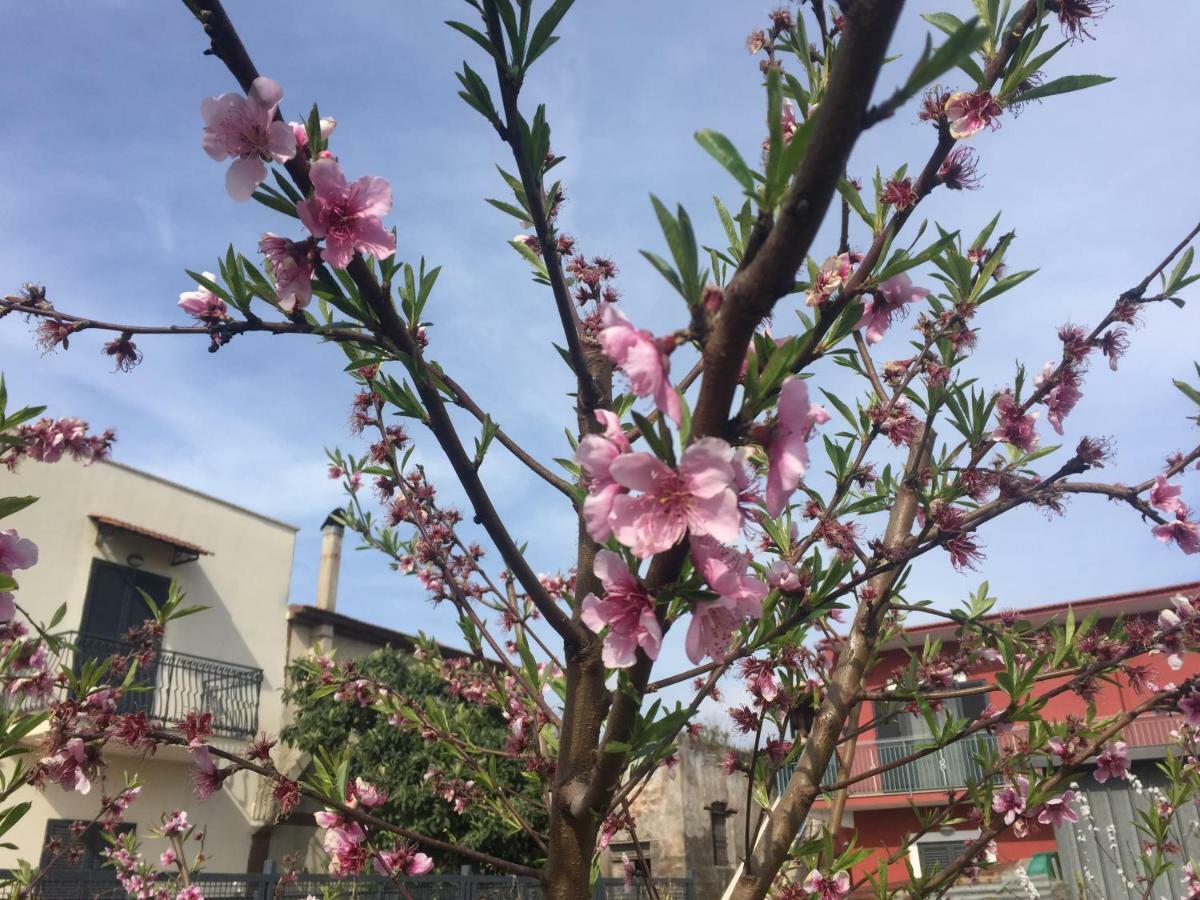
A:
[[1153, 506, 1200, 555], [297, 158, 396, 268], [0, 593, 13, 622], [178, 273, 229, 323], [162, 810, 190, 835], [175, 888, 204, 900], [608, 438, 741, 557], [766, 560, 804, 592], [806, 252, 861, 307], [1035, 790, 1079, 827], [1179, 691, 1200, 726], [259, 234, 315, 311], [991, 775, 1028, 825], [350, 777, 387, 810], [857, 273, 929, 344], [576, 409, 631, 541], [322, 819, 368, 876], [1093, 741, 1129, 783], [290, 117, 337, 150], [1149, 474, 1184, 515], [690, 535, 767, 617], [0, 529, 37, 575], [160, 848, 178, 867], [41, 737, 91, 794], [1036, 363, 1083, 435], [1184, 862, 1200, 900], [8, 417, 113, 467], [201, 76, 296, 201], [190, 745, 227, 800], [580, 550, 662, 668], [597, 304, 681, 425], [944, 90, 1002, 140], [764, 377, 831, 517], [992, 392, 1038, 452], [373, 842, 433, 877], [685, 598, 740, 664], [802, 869, 851, 900]]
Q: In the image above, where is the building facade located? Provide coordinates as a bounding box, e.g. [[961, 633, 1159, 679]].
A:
[[600, 736, 750, 899], [804, 580, 1200, 897], [0, 458, 297, 874]]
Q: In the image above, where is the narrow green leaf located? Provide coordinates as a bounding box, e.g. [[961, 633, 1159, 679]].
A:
[[1017, 74, 1115, 103], [694, 130, 755, 193]]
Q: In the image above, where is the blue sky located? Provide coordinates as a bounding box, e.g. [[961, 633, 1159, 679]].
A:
[[2, 2, 1198, 711]]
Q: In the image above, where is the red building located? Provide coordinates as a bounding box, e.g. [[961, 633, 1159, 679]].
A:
[[805, 580, 1200, 895]]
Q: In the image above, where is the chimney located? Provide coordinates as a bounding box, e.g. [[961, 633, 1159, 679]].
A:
[[315, 512, 344, 612]]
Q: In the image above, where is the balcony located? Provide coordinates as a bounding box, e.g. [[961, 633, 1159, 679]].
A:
[[776, 715, 1185, 797], [26, 632, 263, 739]]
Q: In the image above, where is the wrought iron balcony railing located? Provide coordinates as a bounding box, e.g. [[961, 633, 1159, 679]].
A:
[[23, 631, 263, 739]]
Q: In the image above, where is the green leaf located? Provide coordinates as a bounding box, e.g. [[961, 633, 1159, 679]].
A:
[[525, 0, 574, 68], [1017, 74, 1115, 103], [921, 11, 966, 36], [1173, 379, 1200, 407], [0, 496, 36, 520], [694, 130, 755, 194], [485, 197, 530, 221], [837, 178, 873, 229], [901, 19, 986, 102], [446, 20, 503, 64]]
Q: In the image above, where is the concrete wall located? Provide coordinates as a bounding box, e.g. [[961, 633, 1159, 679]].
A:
[[601, 738, 749, 899], [0, 458, 298, 869]]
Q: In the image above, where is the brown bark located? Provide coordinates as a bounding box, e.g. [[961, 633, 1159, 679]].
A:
[[730, 429, 931, 900]]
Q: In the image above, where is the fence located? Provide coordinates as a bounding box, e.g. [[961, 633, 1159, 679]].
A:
[[0, 871, 695, 900]]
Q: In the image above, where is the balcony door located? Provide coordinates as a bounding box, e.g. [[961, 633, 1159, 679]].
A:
[[78, 560, 169, 718], [875, 687, 993, 792]]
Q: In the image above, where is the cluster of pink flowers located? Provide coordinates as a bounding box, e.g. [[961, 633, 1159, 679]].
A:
[[4, 417, 114, 469], [597, 304, 681, 424], [201, 77, 297, 201], [314, 785, 432, 879], [991, 775, 1078, 836], [424, 767, 478, 814]]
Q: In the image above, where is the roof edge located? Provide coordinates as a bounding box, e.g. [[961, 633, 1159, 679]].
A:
[[897, 579, 1200, 646], [286, 604, 476, 660], [100, 460, 300, 532]]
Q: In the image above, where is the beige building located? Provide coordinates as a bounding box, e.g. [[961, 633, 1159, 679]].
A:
[[0, 458, 297, 874], [601, 736, 750, 899]]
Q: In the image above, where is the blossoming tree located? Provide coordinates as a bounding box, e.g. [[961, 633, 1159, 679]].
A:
[[2, 0, 1200, 898]]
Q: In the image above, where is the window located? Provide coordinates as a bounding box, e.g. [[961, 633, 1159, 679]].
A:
[[917, 839, 968, 874], [710, 801, 731, 865]]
